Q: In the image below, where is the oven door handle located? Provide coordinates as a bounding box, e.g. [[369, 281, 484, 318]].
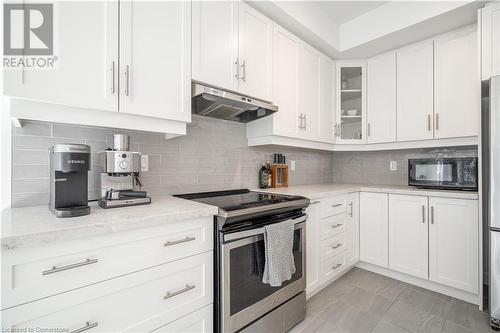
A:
[[223, 215, 307, 242]]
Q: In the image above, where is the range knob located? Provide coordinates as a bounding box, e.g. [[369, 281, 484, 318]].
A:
[[119, 160, 128, 170]]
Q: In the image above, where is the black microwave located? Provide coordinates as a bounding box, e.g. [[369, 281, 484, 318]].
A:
[[408, 157, 478, 191]]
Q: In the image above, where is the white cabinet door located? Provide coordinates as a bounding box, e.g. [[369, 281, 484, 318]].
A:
[[238, 2, 273, 102], [299, 43, 321, 141], [360, 192, 389, 268], [318, 55, 336, 143], [481, 2, 500, 80], [305, 201, 321, 295], [3, 1, 118, 112], [397, 41, 434, 141], [346, 193, 360, 266], [434, 26, 479, 139], [192, 1, 238, 92], [271, 25, 301, 138], [388, 194, 429, 279], [429, 198, 479, 293], [119, 1, 191, 122], [367, 52, 397, 143], [152, 304, 212, 333]]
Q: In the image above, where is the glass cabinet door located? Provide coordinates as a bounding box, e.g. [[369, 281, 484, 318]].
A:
[[336, 65, 366, 143]]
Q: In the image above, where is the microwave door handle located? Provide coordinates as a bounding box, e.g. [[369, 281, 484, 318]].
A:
[[223, 215, 307, 242]]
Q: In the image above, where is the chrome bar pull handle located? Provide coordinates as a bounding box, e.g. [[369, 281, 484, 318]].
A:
[[367, 123, 371, 137], [331, 243, 342, 250], [234, 59, 239, 79], [69, 322, 98, 333], [125, 65, 130, 96], [163, 236, 196, 247], [163, 284, 195, 300], [427, 114, 431, 131], [332, 203, 343, 208], [332, 263, 343, 270], [422, 205, 426, 223], [42, 258, 98, 276], [431, 206, 435, 224], [435, 113, 439, 131], [241, 60, 246, 82], [111, 61, 115, 94], [304, 114, 307, 130], [331, 224, 342, 229], [348, 202, 353, 217]]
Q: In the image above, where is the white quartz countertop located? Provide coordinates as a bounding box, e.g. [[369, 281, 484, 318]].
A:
[[258, 183, 479, 200], [1, 196, 218, 250]]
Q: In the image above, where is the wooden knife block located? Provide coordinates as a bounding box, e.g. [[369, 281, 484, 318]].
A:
[[271, 164, 289, 188]]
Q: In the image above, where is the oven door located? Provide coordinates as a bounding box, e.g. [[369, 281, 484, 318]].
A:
[[221, 214, 306, 333]]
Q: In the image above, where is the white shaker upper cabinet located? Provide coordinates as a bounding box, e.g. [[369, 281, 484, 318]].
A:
[[434, 26, 479, 139], [119, 1, 191, 122], [271, 25, 301, 138], [299, 44, 321, 141], [429, 198, 479, 293], [397, 41, 434, 141], [388, 194, 429, 280], [481, 2, 500, 80], [360, 192, 389, 268], [318, 56, 336, 143], [238, 2, 273, 102], [192, 1, 239, 92], [3, 1, 118, 112], [367, 52, 397, 144]]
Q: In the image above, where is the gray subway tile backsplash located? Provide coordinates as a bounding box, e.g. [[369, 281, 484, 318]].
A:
[[10, 117, 477, 208], [11, 116, 334, 207]]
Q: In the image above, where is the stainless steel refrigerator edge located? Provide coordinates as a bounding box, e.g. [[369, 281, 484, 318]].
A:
[[482, 74, 500, 330]]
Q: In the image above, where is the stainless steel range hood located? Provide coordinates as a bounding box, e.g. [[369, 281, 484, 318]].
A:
[[191, 83, 278, 123]]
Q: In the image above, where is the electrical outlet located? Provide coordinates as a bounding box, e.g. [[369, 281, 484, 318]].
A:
[[390, 161, 397, 171], [290, 160, 296, 171], [141, 155, 149, 172]]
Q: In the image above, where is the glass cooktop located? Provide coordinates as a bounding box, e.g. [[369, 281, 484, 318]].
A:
[[174, 189, 305, 212]]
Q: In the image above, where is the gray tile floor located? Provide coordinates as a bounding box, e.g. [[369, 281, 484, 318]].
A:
[[291, 268, 494, 333]]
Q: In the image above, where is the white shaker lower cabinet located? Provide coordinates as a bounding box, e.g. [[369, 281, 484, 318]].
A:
[[388, 194, 429, 279], [2, 251, 213, 332], [305, 200, 322, 294], [152, 304, 213, 333], [359, 192, 389, 268], [119, 1, 191, 122], [345, 193, 360, 266], [305, 193, 359, 298], [429, 197, 479, 293]]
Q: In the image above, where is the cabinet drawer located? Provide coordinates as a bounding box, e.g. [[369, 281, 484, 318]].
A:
[[2, 217, 213, 309], [320, 233, 348, 260], [320, 214, 347, 240], [2, 251, 213, 333], [320, 197, 347, 218], [152, 304, 213, 333], [321, 252, 348, 281]]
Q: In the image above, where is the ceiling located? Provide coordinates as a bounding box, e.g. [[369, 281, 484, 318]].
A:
[[312, 1, 390, 25]]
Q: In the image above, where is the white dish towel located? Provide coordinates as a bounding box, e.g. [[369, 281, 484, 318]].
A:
[[262, 219, 296, 287]]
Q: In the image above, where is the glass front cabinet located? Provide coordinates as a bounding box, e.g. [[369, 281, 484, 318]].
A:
[[335, 62, 367, 144]]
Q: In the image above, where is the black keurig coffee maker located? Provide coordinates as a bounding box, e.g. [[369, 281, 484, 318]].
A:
[[49, 144, 91, 217]]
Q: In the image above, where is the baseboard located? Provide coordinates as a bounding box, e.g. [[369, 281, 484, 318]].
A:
[[356, 261, 480, 305]]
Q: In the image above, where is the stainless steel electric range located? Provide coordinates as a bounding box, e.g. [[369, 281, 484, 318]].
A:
[[174, 189, 310, 333]]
